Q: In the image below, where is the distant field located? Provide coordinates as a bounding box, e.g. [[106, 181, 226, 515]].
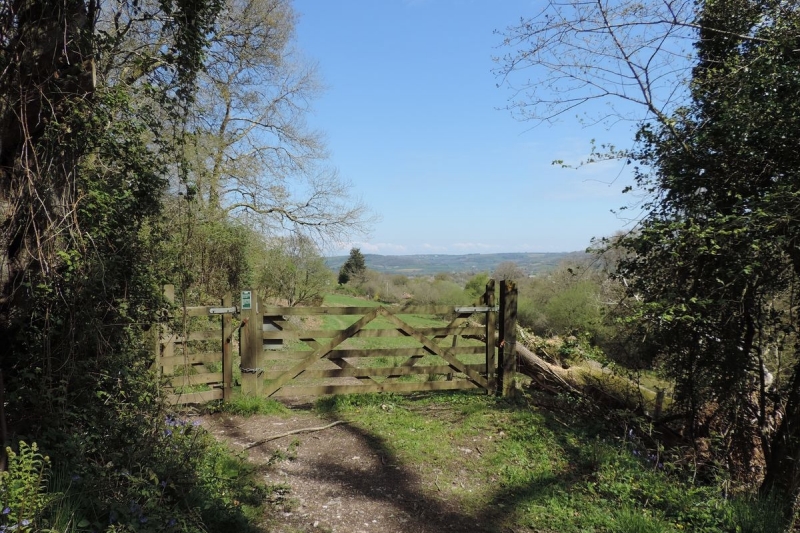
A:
[[325, 251, 586, 277]]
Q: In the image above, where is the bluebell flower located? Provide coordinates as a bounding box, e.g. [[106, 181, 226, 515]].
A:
[[160, 480, 167, 488], [139, 516, 148, 524], [164, 429, 173, 437], [1, 507, 9, 515], [167, 518, 177, 527], [21, 519, 30, 526]]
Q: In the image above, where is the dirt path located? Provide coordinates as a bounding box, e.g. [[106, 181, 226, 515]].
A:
[[200, 409, 509, 533]]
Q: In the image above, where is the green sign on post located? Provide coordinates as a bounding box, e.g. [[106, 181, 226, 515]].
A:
[[240, 290, 252, 310]]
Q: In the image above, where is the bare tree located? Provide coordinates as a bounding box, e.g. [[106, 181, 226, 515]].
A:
[[188, 0, 372, 242], [493, 261, 526, 281], [494, 0, 698, 130]]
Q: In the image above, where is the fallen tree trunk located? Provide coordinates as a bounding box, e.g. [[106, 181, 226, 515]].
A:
[[512, 327, 666, 416], [515, 342, 577, 395]]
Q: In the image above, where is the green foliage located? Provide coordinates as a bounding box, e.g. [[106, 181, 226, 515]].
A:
[[515, 263, 615, 348], [256, 236, 333, 306], [0, 442, 51, 532], [612, 0, 800, 508], [407, 278, 472, 305], [338, 248, 367, 285], [611, 507, 672, 533], [162, 208, 256, 302], [543, 280, 604, 337], [464, 272, 490, 300]]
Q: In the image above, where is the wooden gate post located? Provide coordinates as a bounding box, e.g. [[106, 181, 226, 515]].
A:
[[484, 279, 497, 393], [222, 292, 233, 401], [240, 289, 260, 396], [161, 284, 175, 376], [498, 280, 517, 397]]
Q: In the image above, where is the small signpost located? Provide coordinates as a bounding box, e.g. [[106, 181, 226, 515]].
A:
[[241, 290, 252, 311]]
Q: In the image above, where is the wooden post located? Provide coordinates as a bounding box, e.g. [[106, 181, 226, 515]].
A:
[[654, 388, 665, 422], [240, 289, 260, 396], [161, 284, 175, 376], [222, 292, 233, 401], [484, 279, 496, 394], [498, 280, 518, 397]]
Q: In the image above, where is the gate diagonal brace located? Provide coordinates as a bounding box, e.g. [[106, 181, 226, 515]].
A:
[[378, 308, 489, 389], [261, 307, 382, 397], [270, 316, 380, 386]]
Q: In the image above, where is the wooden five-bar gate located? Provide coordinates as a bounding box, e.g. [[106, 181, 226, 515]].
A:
[[155, 280, 518, 404]]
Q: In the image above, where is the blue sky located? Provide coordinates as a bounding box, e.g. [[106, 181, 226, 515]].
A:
[[293, 0, 642, 255]]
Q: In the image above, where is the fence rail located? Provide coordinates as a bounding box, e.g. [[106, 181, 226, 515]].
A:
[[154, 280, 517, 403]]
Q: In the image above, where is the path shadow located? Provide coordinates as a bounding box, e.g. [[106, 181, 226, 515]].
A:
[[208, 392, 610, 533]]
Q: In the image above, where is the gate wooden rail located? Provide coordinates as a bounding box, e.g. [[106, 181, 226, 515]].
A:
[[239, 280, 517, 398], [155, 286, 234, 405], [154, 280, 518, 403]]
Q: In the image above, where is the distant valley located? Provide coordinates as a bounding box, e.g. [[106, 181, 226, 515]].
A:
[[325, 251, 587, 277]]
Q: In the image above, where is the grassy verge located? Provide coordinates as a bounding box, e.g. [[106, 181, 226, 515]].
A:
[[312, 390, 773, 533]]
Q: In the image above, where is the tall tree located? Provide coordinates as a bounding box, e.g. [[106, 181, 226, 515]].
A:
[[338, 247, 367, 285], [618, 1, 800, 514], [0, 0, 221, 485], [498, 0, 800, 520], [187, 0, 370, 242]]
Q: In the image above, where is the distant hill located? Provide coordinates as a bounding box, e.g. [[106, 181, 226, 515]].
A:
[[325, 252, 587, 277]]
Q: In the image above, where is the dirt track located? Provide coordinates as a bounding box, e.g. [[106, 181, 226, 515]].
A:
[[201, 410, 511, 533]]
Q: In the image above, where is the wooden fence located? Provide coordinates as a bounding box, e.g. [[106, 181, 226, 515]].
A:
[[154, 280, 518, 403], [154, 286, 234, 405]]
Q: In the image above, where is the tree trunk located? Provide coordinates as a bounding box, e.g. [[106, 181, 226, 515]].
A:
[[0, 0, 94, 326], [761, 250, 800, 519], [760, 345, 800, 522]]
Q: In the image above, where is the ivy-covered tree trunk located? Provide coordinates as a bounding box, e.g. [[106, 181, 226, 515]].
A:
[[0, 0, 95, 324], [0, 0, 222, 484], [761, 251, 800, 510], [762, 357, 800, 504]]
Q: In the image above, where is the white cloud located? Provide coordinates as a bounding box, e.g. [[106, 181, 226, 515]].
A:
[[451, 242, 495, 251], [331, 241, 409, 254], [421, 243, 449, 253]]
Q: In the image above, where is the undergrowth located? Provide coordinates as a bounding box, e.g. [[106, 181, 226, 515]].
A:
[[0, 414, 269, 533]]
